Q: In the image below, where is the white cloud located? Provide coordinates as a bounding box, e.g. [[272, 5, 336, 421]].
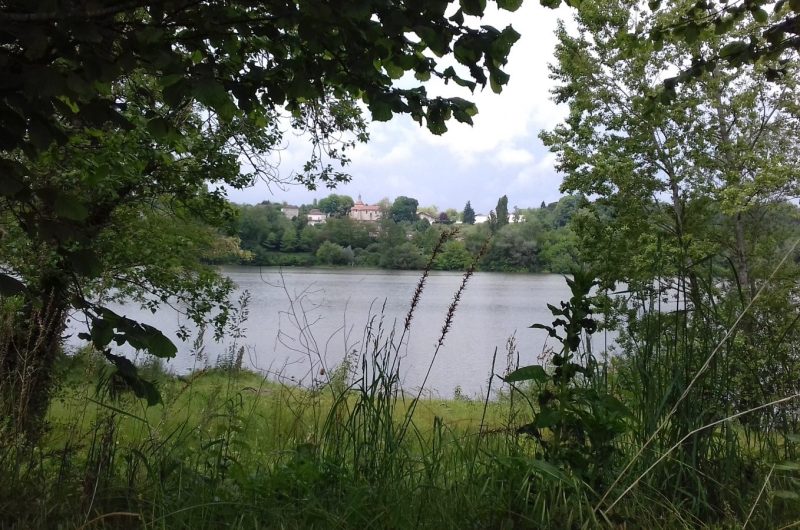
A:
[[497, 147, 535, 166]]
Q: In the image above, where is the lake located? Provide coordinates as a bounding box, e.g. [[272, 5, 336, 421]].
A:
[[67, 267, 616, 398]]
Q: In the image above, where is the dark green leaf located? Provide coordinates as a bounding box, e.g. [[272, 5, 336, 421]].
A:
[[69, 249, 102, 277], [141, 324, 178, 358], [497, 0, 524, 11], [752, 7, 769, 23], [105, 352, 162, 406], [504, 364, 549, 383], [146, 117, 172, 139], [369, 100, 393, 121], [720, 41, 748, 59], [54, 193, 89, 221], [534, 407, 561, 427], [527, 459, 569, 481], [460, 0, 487, 16], [91, 318, 115, 347]]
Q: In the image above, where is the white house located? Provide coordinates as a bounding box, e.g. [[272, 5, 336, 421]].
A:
[[307, 209, 327, 226], [418, 212, 437, 224]]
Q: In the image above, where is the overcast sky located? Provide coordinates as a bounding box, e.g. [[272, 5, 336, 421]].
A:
[[225, 3, 572, 214]]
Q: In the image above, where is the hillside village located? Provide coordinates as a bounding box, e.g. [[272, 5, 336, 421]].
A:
[[278, 195, 523, 226], [224, 193, 582, 272]]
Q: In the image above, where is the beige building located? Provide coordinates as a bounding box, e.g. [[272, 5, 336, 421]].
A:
[[281, 205, 300, 219], [349, 197, 382, 221]]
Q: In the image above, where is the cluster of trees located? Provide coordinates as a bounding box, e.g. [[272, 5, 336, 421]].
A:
[[537, 0, 800, 506], [222, 194, 586, 272]]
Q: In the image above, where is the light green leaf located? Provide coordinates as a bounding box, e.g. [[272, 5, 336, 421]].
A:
[[773, 490, 800, 499]]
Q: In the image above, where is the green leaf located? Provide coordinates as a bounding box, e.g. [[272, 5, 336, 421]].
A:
[[104, 352, 162, 406], [0, 273, 26, 296], [490, 69, 510, 93], [527, 459, 569, 481], [141, 324, 178, 358], [368, 100, 393, 121], [91, 318, 115, 347], [383, 62, 405, 79], [773, 490, 800, 499], [774, 462, 800, 471], [460, 0, 487, 16], [96, 308, 177, 358], [69, 249, 102, 277], [683, 23, 700, 44], [504, 364, 549, 383], [54, 193, 89, 221], [193, 79, 237, 121], [497, 0, 523, 11], [146, 117, 172, 139], [534, 407, 561, 427], [752, 7, 769, 23], [720, 41, 748, 59]]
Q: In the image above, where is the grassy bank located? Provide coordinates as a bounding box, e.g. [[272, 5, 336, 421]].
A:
[[3, 352, 560, 530], [2, 342, 799, 529]]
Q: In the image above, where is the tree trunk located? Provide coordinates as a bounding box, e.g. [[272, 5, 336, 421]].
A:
[[0, 276, 68, 442]]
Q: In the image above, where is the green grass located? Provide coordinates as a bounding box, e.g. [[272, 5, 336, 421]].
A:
[[3, 331, 800, 529]]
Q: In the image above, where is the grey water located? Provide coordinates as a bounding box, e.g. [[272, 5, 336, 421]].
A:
[[67, 267, 616, 398]]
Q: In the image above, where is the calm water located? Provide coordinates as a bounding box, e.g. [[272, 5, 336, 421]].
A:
[[67, 267, 615, 398]]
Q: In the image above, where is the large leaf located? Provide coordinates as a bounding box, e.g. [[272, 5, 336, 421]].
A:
[[104, 351, 162, 406], [90, 317, 115, 348], [54, 193, 89, 221], [527, 458, 569, 482], [533, 407, 561, 428], [96, 307, 178, 358], [497, 0, 524, 11], [503, 364, 548, 383], [68, 249, 102, 277]]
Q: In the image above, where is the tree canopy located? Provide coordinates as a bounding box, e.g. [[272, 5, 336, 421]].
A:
[[317, 194, 355, 218], [389, 196, 420, 223], [0, 0, 527, 434]]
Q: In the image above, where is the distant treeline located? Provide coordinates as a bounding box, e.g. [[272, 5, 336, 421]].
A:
[[214, 195, 587, 273]]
